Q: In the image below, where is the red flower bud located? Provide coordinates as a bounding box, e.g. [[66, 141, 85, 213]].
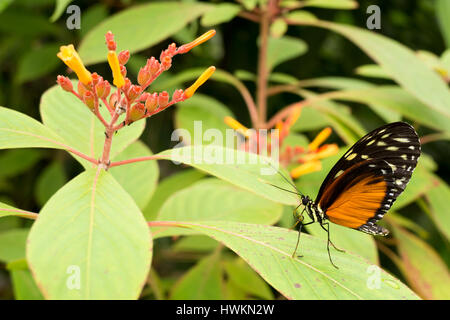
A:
[[158, 91, 169, 108], [77, 81, 89, 97], [172, 89, 184, 101], [137, 67, 151, 86], [118, 50, 130, 65], [83, 91, 96, 110], [109, 92, 118, 109], [57, 75, 73, 92], [105, 31, 116, 51], [161, 56, 172, 70], [147, 57, 160, 76], [91, 72, 102, 85], [145, 93, 158, 112], [122, 78, 131, 92], [139, 92, 150, 102], [129, 103, 146, 123], [96, 80, 111, 99], [127, 85, 141, 102], [120, 65, 127, 77]]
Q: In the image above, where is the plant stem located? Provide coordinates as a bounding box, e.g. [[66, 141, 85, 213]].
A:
[[256, 5, 270, 128], [109, 155, 161, 168]]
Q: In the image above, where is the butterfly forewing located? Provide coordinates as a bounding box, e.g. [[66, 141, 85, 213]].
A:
[[315, 122, 421, 235]]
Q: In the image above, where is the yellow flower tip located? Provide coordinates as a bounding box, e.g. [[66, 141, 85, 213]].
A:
[[224, 116, 250, 137], [57, 44, 92, 85], [302, 143, 339, 162], [184, 66, 216, 98], [287, 107, 302, 127], [290, 161, 322, 179], [181, 30, 216, 53], [308, 127, 332, 151], [107, 50, 125, 88]]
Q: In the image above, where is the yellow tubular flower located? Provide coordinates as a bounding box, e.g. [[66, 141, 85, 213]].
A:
[[107, 51, 125, 88], [57, 44, 92, 85], [224, 116, 250, 137], [308, 127, 332, 151], [291, 161, 322, 179], [184, 66, 215, 98], [181, 30, 216, 53], [302, 143, 339, 162]]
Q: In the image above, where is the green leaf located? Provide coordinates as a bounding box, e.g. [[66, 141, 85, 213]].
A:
[[40, 83, 145, 168], [173, 235, 218, 253], [0, 107, 65, 150], [109, 140, 159, 210], [79, 2, 211, 65], [167, 221, 419, 299], [267, 36, 308, 71], [0, 202, 37, 220], [302, 0, 358, 9], [35, 162, 67, 207], [0, 149, 42, 179], [16, 44, 61, 84], [392, 225, 450, 299], [50, 0, 74, 22], [27, 169, 152, 299], [174, 94, 234, 146], [79, 4, 109, 38], [143, 169, 206, 221], [327, 86, 449, 133], [10, 269, 44, 300], [155, 178, 283, 238], [224, 258, 274, 299], [436, 0, 450, 48], [170, 252, 224, 299], [156, 146, 299, 206], [426, 174, 450, 240], [304, 20, 450, 120], [0, 0, 14, 14], [306, 223, 378, 265], [200, 3, 241, 27], [0, 228, 29, 263], [270, 18, 288, 38], [285, 10, 318, 23], [354, 64, 393, 79], [0, 10, 60, 37]]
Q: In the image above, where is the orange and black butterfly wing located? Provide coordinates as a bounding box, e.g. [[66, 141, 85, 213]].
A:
[[315, 122, 421, 235]]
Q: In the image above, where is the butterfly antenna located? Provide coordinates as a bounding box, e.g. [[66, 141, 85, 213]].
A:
[[265, 159, 304, 197]]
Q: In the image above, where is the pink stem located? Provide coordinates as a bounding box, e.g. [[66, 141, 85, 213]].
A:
[[109, 155, 161, 168]]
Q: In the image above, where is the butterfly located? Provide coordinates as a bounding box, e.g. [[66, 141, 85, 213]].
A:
[[270, 122, 421, 268]]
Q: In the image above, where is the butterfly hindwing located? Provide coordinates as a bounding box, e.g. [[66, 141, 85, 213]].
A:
[[315, 122, 421, 235]]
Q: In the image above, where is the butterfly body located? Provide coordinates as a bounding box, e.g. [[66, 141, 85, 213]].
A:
[[279, 122, 421, 267]]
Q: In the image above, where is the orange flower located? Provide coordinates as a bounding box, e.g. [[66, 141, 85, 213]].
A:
[[184, 66, 216, 98], [57, 45, 92, 85], [309, 127, 332, 151], [178, 30, 216, 54], [107, 51, 125, 88], [224, 116, 250, 137], [301, 143, 339, 162], [291, 161, 322, 178]]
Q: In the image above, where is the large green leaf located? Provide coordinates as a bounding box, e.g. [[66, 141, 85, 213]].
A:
[[78, 2, 211, 65], [174, 94, 234, 146], [200, 3, 241, 26], [301, 20, 450, 120], [35, 162, 67, 207], [327, 86, 449, 132], [0, 107, 65, 150], [40, 84, 145, 168], [302, 0, 358, 9], [392, 225, 450, 299], [0, 229, 29, 263], [267, 36, 308, 71], [10, 269, 44, 300], [170, 252, 224, 299], [154, 178, 283, 238], [27, 169, 152, 299], [109, 140, 159, 210], [155, 221, 419, 299], [156, 146, 298, 206], [436, 0, 450, 48], [143, 169, 206, 221], [426, 174, 450, 240]]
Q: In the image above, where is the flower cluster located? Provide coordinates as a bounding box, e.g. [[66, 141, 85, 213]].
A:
[[57, 30, 216, 128], [224, 107, 339, 178]]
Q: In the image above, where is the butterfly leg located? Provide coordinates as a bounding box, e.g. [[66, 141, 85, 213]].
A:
[[320, 222, 345, 253], [319, 222, 343, 269], [291, 219, 314, 259]]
